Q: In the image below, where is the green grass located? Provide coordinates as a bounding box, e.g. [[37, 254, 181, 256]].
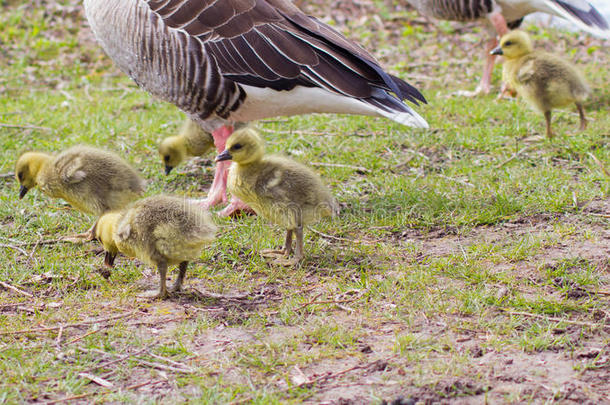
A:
[[0, 1, 609, 403]]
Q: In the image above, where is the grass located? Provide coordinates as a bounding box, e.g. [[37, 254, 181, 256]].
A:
[[0, 0, 609, 403]]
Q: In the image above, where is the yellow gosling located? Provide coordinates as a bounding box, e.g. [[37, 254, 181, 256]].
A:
[[491, 30, 590, 138], [94, 195, 217, 299], [15, 145, 145, 219], [216, 128, 338, 265], [158, 119, 214, 175]]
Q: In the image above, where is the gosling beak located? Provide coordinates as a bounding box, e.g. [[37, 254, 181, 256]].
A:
[[104, 251, 117, 268], [164, 165, 173, 175], [490, 46, 503, 56], [19, 185, 28, 199], [215, 150, 233, 162]]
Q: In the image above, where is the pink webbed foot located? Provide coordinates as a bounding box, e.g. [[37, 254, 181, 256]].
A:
[[217, 196, 256, 218]]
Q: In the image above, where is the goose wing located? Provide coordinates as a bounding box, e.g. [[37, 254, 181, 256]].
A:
[[146, 0, 426, 107], [500, 0, 609, 37]]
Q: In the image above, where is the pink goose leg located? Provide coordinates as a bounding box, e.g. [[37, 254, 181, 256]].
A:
[[200, 125, 256, 217]]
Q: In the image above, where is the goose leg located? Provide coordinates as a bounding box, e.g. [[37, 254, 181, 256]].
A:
[[200, 125, 256, 217], [476, 38, 498, 95], [576, 103, 587, 131], [170, 261, 188, 293], [544, 111, 554, 139], [139, 261, 169, 299], [199, 125, 233, 209]]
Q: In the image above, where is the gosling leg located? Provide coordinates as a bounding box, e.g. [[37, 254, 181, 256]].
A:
[[170, 261, 188, 293], [284, 229, 294, 256], [139, 261, 168, 299], [576, 103, 587, 131], [262, 229, 294, 257], [273, 228, 303, 266], [544, 110, 554, 139]]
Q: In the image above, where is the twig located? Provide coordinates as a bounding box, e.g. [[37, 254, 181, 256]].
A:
[[0, 243, 28, 256], [56, 326, 64, 346], [437, 174, 475, 188], [587, 152, 610, 178], [0, 311, 135, 335], [146, 350, 194, 371], [297, 298, 358, 311], [44, 379, 163, 404], [495, 146, 532, 169], [135, 358, 194, 374], [78, 372, 113, 388], [308, 228, 381, 245], [503, 309, 610, 329], [67, 328, 102, 345], [82, 348, 148, 372], [0, 281, 33, 297], [4, 238, 75, 248], [229, 358, 393, 405], [0, 172, 14, 179], [0, 123, 51, 131], [310, 162, 370, 173]]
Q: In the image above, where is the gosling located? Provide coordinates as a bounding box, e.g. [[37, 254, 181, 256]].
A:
[[15, 145, 146, 236], [216, 128, 338, 265], [159, 119, 214, 175], [94, 195, 217, 299], [491, 30, 590, 138]]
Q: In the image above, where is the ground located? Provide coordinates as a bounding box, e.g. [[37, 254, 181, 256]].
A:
[[0, 0, 609, 403]]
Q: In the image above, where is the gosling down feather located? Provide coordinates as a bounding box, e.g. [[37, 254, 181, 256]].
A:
[[159, 118, 215, 175], [94, 195, 217, 299], [216, 128, 337, 265], [491, 30, 590, 138], [404, 0, 609, 95], [83, 0, 428, 215], [15, 145, 146, 216]]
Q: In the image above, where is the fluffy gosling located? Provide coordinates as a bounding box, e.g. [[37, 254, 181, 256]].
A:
[[15, 145, 145, 217], [216, 128, 337, 265], [159, 119, 214, 175], [491, 30, 590, 138], [94, 195, 217, 299]]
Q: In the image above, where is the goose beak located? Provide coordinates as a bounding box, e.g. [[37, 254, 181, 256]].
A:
[[216, 150, 232, 162], [19, 185, 28, 199], [104, 251, 117, 268], [490, 46, 503, 56], [164, 165, 173, 175]]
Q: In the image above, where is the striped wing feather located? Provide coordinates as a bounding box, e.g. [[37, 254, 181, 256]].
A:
[[146, 0, 426, 106]]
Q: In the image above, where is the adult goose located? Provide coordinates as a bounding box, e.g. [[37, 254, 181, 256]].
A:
[[83, 0, 428, 215], [404, 0, 609, 95]]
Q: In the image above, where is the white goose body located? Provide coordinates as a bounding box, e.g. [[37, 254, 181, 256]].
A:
[[84, 0, 428, 130]]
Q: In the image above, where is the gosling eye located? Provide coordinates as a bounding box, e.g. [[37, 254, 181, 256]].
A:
[[504, 41, 513, 46], [231, 143, 243, 151], [17, 172, 23, 181], [163, 155, 170, 162]]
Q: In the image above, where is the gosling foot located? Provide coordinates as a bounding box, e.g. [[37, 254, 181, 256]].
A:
[[138, 289, 169, 300], [261, 248, 288, 258], [272, 255, 302, 267]]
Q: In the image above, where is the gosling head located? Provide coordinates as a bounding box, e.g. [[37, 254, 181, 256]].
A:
[[216, 128, 265, 165], [491, 30, 533, 59], [158, 136, 186, 175], [94, 212, 121, 267], [15, 152, 52, 199]]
